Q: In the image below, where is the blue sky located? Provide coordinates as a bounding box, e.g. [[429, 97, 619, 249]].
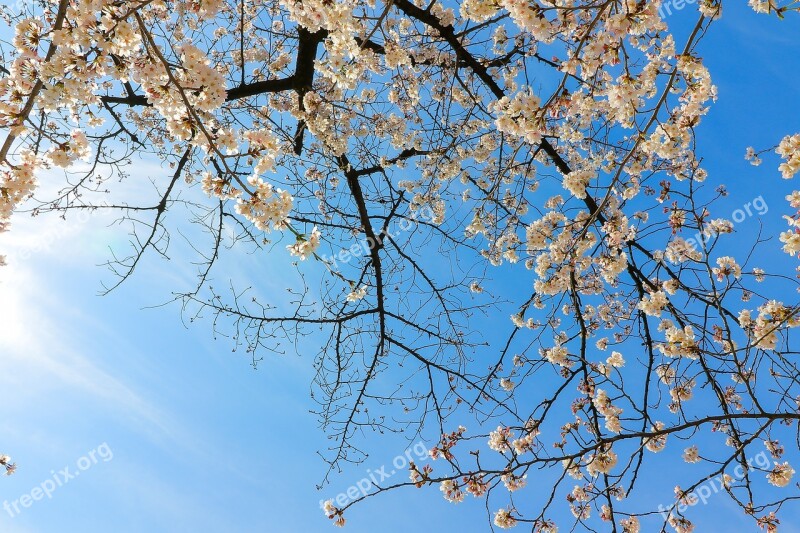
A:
[[1, 2, 800, 532]]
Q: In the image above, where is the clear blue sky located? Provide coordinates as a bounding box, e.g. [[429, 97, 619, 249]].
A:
[[1, 2, 800, 532]]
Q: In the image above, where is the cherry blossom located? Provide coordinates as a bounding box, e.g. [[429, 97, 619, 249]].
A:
[[1, 0, 800, 529]]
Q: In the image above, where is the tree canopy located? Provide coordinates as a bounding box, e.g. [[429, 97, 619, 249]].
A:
[[2, 0, 800, 530]]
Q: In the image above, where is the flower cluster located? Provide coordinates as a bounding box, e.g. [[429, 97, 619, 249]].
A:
[[287, 226, 322, 260], [2, 0, 800, 531], [766, 462, 795, 488], [0, 454, 16, 476], [493, 508, 518, 529], [322, 500, 345, 527], [777, 134, 800, 179], [234, 177, 294, 233]]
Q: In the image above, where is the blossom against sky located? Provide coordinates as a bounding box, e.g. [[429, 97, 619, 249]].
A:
[[1, 1, 800, 532]]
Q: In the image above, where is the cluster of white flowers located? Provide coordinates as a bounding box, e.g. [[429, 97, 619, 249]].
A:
[[657, 323, 699, 359], [767, 462, 795, 488], [655, 365, 676, 388], [493, 508, 518, 529], [637, 290, 669, 317], [746, 146, 763, 166], [643, 421, 667, 453], [439, 479, 465, 503], [469, 281, 484, 293], [764, 439, 785, 459], [0, 454, 16, 476], [511, 421, 540, 455], [749, 0, 773, 13], [0, 149, 37, 245], [243, 129, 281, 176], [459, 0, 499, 22], [668, 515, 695, 533], [287, 226, 322, 260], [133, 43, 226, 143], [586, 447, 618, 476], [176, 44, 227, 112], [345, 285, 368, 302], [664, 237, 703, 264], [777, 134, 800, 179], [542, 345, 572, 367], [563, 457, 583, 480], [464, 474, 489, 498], [604, 74, 649, 128], [47, 130, 91, 168], [500, 0, 555, 42], [501, 473, 527, 492], [499, 377, 515, 391], [322, 499, 345, 527], [283, 0, 375, 92], [620, 516, 640, 533], [492, 88, 545, 145], [488, 426, 514, 454], [713, 256, 742, 281], [778, 158, 800, 256], [669, 379, 696, 406], [383, 40, 412, 69], [593, 389, 623, 434], [741, 300, 800, 350], [570, 485, 592, 519], [682, 445, 700, 463], [606, 351, 625, 368], [234, 177, 294, 233], [201, 172, 240, 199], [3, 0, 800, 528], [525, 211, 565, 251], [562, 169, 595, 199]]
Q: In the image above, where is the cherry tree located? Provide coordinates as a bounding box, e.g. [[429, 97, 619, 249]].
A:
[[1, 0, 800, 530]]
